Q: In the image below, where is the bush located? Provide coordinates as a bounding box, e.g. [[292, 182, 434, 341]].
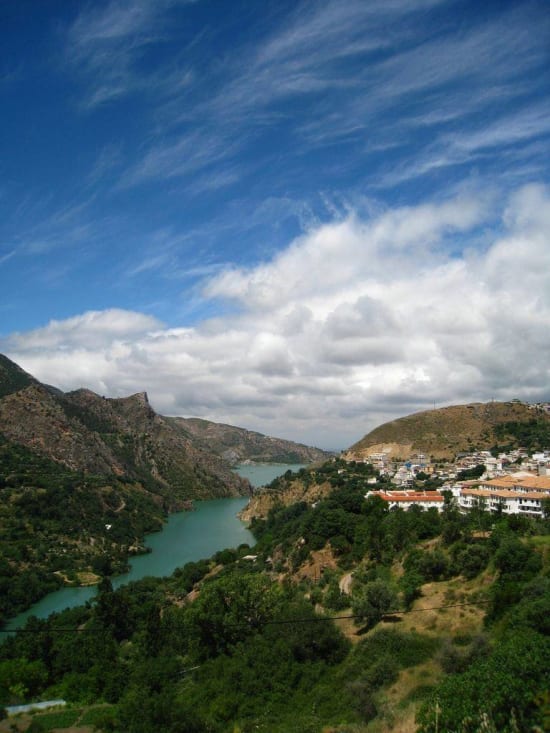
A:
[[400, 569, 423, 608], [324, 579, 349, 611], [451, 542, 490, 579], [417, 630, 550, 733], [494, 537, 542, 579], [363, 655, 399, 688], [349, 630, 438, 675]]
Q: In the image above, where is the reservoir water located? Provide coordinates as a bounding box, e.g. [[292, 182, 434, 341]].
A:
[[6, 464, 304, 629], [235, 463, 305, 487]]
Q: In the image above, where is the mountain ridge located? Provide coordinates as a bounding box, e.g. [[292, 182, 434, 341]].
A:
[[169, 415, 333, 465], [0, 353, 330, 620], [0, 354, 329, 495]]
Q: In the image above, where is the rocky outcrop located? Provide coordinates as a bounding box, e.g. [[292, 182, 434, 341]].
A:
[[239, 478, 332, 522]]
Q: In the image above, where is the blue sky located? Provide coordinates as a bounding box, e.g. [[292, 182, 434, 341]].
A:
[[1, 0, 549, 449]]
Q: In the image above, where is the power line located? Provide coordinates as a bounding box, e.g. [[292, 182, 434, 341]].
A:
[[0, 598, 491, 635]]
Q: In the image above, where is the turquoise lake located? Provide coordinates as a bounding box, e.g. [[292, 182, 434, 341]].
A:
[[234, 463, 305, 487], [5, 463, 304, 629]]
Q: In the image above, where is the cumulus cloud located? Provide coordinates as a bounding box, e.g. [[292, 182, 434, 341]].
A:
[[3, 185, 550, 449]]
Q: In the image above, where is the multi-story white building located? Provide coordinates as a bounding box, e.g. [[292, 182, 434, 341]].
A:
[[478, 474, 550, 495], [458, 473, 550, 517], [459, 488, 547, 517]]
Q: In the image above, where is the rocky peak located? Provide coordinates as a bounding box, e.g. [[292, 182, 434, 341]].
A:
[[133, 391, 149, 405]]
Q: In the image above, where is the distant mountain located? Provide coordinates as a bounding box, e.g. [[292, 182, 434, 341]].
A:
[[169, 416, 333, 465], [344, 401, 550, 461]]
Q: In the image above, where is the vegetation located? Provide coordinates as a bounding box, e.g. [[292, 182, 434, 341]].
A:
[[493, 417, 550, 453], [168, 415, 332, 465], [0, 436, 166, 625], [456, 464, 485, 480], [0, 457, 548, 732]]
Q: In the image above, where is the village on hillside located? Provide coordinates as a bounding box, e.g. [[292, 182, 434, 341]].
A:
[[361, 445, 550, 519]]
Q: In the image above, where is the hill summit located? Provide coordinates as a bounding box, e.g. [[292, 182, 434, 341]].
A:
[[344, 400, 550, 461]]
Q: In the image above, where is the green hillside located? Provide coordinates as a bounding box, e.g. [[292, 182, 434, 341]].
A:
[[1, 460, 548, 732], [0, 355, 249, 620]]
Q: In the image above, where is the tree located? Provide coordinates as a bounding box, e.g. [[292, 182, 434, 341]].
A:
[[185, 572, 283, 659], [417, 630, 550, 733], [94, 578, 132, 642], [0, 658, 48, 702], [351, 580, 396, 628], [399, 569, 423, 609]]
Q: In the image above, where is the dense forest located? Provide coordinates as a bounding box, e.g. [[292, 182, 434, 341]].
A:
[[1, 460, 549, 732]]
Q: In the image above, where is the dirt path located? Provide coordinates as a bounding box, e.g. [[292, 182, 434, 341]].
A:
[[339, 572, 353, 595], [114, 498, 126, 513]]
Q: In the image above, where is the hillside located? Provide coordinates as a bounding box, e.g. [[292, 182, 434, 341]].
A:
[[0, 355, 248, 500], [0, 353, 38, 398], [1, 456, 548, 733], [0, 354, 250, 621], [169, 416, 333, 465], [344, 401, 550, 461], [0, 354, 331, 620]]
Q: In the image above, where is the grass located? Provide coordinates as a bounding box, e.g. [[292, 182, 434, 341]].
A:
[[0, 705, 115, 733], [342, 571, 491, 733], [528, 534, 550, 563]]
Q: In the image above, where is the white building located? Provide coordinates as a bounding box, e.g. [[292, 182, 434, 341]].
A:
[[366, 490, 445, 512], [459, 488, 547, 517], [478, 474, 550, 496], [458, 473, 550, 517]]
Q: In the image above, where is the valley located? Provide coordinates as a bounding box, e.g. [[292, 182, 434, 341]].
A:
[[1, 355, 549, 732]]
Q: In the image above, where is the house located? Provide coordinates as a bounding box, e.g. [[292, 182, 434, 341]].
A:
[[366, 489, 445, 512], [456, 473, 550, 517]]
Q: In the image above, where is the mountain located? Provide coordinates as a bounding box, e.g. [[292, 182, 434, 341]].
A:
[[344, 401, 550, 461], [0, 353, 332, 621], [168, 416, 333, 465], [0, 354, 248, 621], [3, 450, 548, 733], [0, 358, 247, 503], [0, 352, 38, 397]]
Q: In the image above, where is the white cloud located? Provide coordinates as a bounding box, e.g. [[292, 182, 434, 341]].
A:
[[7, 309, 162, 351], [3, 185, 550, 450]]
